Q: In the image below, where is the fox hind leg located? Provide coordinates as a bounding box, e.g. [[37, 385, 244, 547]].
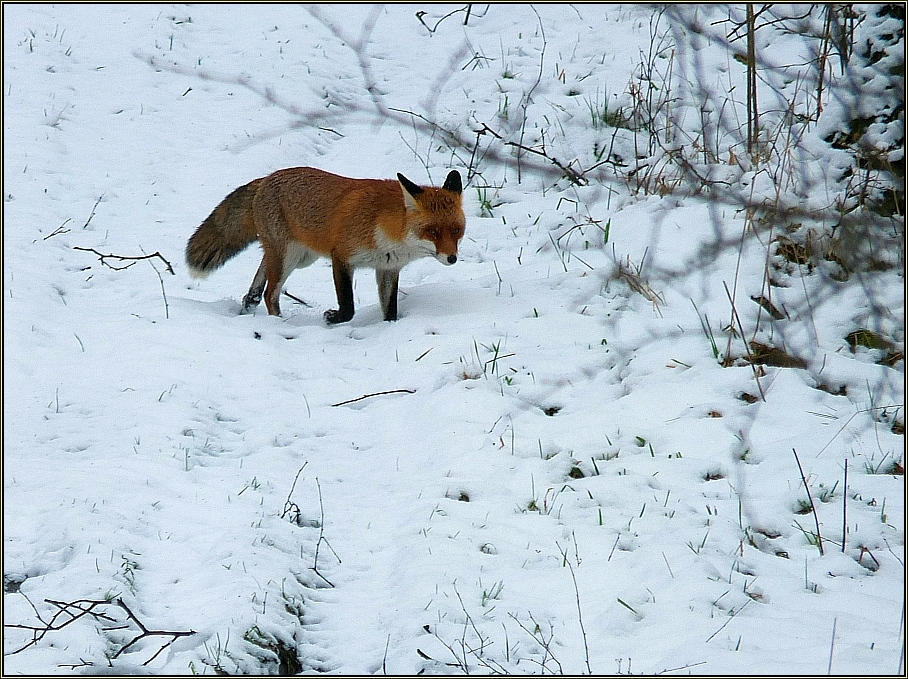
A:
[[262, 250, 286, 317], [261, 242, 319, 316], [241, 259, 267, 314]]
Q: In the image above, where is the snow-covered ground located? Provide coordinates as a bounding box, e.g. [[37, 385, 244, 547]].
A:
[[4, 4, 904, 675]]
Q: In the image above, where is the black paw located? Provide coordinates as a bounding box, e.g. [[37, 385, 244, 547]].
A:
[[241, 294, 262, 314], [324, 308, 353, 325]]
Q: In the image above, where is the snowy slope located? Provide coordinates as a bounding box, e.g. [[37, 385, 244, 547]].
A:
[[3, 4, 904, 675]]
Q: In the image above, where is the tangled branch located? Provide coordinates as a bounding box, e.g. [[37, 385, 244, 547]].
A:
[[5, 596, 195, 666]]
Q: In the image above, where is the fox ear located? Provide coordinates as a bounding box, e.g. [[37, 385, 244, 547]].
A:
[[397, 173, 423, 196], [442, 170, 462, 194], [397, 173, 423, 212]]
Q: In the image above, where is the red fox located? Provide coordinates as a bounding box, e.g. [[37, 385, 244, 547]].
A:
[[186, 167, 465, 323]]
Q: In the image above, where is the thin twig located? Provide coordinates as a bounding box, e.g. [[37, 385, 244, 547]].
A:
[[514, 6, 547, 183], [793, 448, 824, 555], [557, 543, 592, 674], [508, 613, 563, 674], [282, 290, 312, 307], [306, 5, 385, 117], [705, 598, 751, 643], [814, 404, 904, 458], [503, 139, 586, 185], [82, 194, 104, 229], [414, 5, 478, 35], [452, 583, 482, 668], [827, 617, 837, 674], [312, 477, 341, 588], [382, 634, 391, 675], [281, 463, 308, 525], [44, 219, 72, 240], [331, 389, 416, 407], [424, 584, 510, 674], [73, 247, 175, 275], [607, 533, 621, 561], [842, 459, 847, 553], [140, 246, 170, 319], [658, 660, 708, 674], [426, 624, 470, 673], [723, 281, 766, 401]]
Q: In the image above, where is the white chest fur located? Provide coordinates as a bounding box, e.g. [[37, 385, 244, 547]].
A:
[[349, 230, 436, 270]]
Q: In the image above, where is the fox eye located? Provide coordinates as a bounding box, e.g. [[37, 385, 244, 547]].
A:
[[427, 228, 439, 238]]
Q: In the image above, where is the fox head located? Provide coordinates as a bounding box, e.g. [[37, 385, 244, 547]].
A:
[[398, 171, 465, 265]]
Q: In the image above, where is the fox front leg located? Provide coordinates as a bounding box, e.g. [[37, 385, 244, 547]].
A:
[[325, 255, 355, 324], [376, 269, 400, 321]]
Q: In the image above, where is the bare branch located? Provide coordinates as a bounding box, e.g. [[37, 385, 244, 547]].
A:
[[73, 247, 175, 275], [5, 597, 194, 665], [111, 598, 196, 664]]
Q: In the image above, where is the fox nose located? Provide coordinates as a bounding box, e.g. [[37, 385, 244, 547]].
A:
[[446, 254, 457, 265]]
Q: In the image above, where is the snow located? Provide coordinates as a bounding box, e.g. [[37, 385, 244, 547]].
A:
[[3, 4, 904, 675]]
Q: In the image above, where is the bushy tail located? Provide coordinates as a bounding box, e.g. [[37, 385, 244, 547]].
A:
[[186, 179, 263, 278]]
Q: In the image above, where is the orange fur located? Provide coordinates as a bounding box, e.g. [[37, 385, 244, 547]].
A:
[[186, 167, 465, 322]]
